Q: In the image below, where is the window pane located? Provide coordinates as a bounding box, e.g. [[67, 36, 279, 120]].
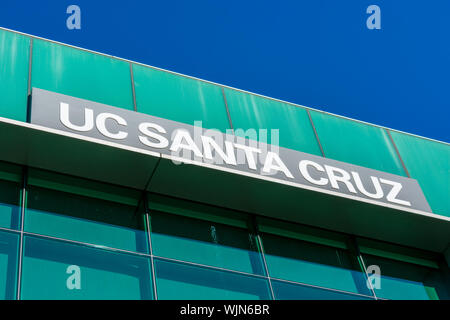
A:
[[362, 254, 449, 300], [0, 230, 19, 300], [262, 233, 371, 295], [20, 236, 153, 300], [272, 280, 373, 300], [25, 186, 148, 253], [0, 179, 21, 230], [151, 211, 264, 275], [154, 258, 271, 300]]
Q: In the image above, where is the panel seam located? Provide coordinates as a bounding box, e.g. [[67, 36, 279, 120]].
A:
[[306, 109, 325, 157], [129, 62, 137, 112], [26, 38, 33, 123], [386, 129, 410, 178], [221, 87, 234, 133]]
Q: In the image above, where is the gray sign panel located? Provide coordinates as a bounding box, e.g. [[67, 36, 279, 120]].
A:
[[30, 88, 432, 213]]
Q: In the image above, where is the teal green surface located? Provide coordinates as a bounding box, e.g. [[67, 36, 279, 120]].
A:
[[25, 186, 148, 253], [133, 65, 230, 132], [262, 233, 371, 295], [150, 211, 264, 275], [155, 259, 271, 300], [0, 29, 30, 121], [20, 236, 153, 300], [0, 231, 19, 300], [31, 39, 134, 110], [310, 111, 406, 175], [0, 180, 21, 230], [223, 88, 322, 155], [389, 131, 450, 216], [362, 254, 449, 300]]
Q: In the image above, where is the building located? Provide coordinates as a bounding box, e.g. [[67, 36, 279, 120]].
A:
[[0, 27, 448, 300]]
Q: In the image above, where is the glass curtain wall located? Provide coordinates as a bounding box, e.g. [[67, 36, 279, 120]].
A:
[[0, 160, 447, 300]]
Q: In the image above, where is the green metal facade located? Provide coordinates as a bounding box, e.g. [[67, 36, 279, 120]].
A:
[[0, 28, 448, 300]]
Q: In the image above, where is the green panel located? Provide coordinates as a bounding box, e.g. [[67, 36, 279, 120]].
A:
[[362, 253, 449, 300], [20, 236, 153, 300], [389, 131, 450, 216], [257, 217, 348, 250], [150, 211, 264, 275], [272, 280, 373, 300], [0, 230, 19, 300], [148, 192, 248, 229], [28, 168, 140, 206], [154, 258, 271, 300], [310, 111, 406, 176], [0, 29, 30, 121], [262, 232, 371, 296], [31, 39, 134, 110], [25, 186, 147, 253], [0, 161, 22, 183], [133, 65, 230, 132], [0, 179, 21, 230], [224, 88, 322, 155]]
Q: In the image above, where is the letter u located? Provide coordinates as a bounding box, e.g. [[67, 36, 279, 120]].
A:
[[60, 102, 94, 132], [352, 172, 383, 199]]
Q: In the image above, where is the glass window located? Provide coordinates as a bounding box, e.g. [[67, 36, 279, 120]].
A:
[[362, 254, 449, 300], [0, 230, 19, 300], [0, 179, 21, 230], [20, 236, 153, 300], [25, 185, 148, 253], [154, 258, 271, 300], [272, 280, 373, 300], [150, 210, 264, 275], [260, 221, 371, 296]]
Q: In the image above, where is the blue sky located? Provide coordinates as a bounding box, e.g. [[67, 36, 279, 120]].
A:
[[1, 1, 449, 142]]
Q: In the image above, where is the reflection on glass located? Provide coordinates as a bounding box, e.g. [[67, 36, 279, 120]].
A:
[[151, 211, 264, 275], [0, 180, 21, 230], [0, 230, 19, 300], [154, 258, 271, 300], [362, 254, 449, 300], [262, 233, 371, 295], [25, 186, 147, 253], [272, 280, 373, 300], [20, 236, 153, 300]]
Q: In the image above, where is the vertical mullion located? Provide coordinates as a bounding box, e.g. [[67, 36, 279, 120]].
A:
[[16, 166, 28, 300], [249, 217, 275, 300], [144, 194, 158, 300], [350, 237, 378, 299]]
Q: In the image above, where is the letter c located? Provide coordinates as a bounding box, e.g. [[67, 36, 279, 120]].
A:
[[299, 160, 328, 185], [96, 113, 128, 140]]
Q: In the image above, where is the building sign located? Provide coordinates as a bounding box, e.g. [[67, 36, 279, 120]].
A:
[[30, 88, 432, 213]]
